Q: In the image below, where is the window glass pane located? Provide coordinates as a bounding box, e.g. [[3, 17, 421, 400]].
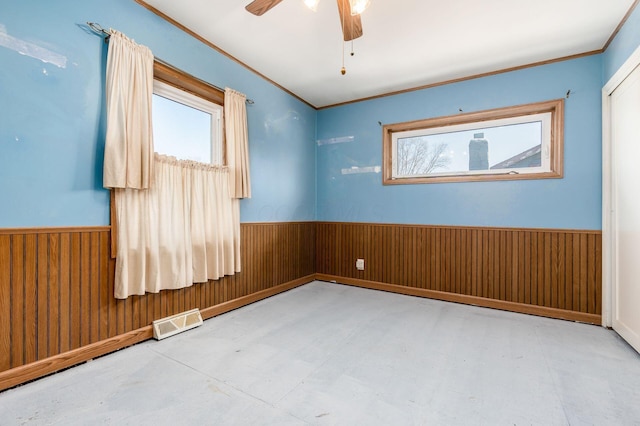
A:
[[152, 94, 212, 163], [395, 121, 543, 177]]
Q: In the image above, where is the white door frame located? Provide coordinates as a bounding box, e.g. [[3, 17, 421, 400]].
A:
[[602, 44, 640, 328]]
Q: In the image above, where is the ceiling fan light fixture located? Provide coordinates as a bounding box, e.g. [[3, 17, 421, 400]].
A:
[[349, 0, 370, 15], [304, 0, 320, 12]]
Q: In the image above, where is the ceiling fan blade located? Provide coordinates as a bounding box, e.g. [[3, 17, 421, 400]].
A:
[[246, 0, 284, 16], [336, 0, 363, 41]]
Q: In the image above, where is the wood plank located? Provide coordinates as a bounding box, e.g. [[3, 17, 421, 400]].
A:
[[59, 234, 71, 353], [184, 285, 194, 314], [595, 234, 603, 315], [530, 232, 538, 305], [580, 234, 588, 313], [517, 231, 524, 304], [256, 224, 264, 293], [414, 226, 421, 288], [424, 227, 431, 290], [471, 229, 478, 296], [557, 233, 566, 310], [380, 226, 388, 285], [70, 233, 82, 350], [392, 226, 400, 285], [132, 295, 141, 331], [108, 253, 118, 338], [502, 230, 508, 301], [523, 231, 530, 304], [442, 229, 452, 291], [80, 233, 91, 347], [179, 287, 186, 315], [0, 236, 11, 372], [465, 229, 472, 295], [10, 235, 24, 368], [37, 234, 48, 360], [455, 228, 462, 294], [550, 232, 558, 309], [338, 223, 346, 279], [90, 232, 100, 343], [505, 231, 520, 303], [407, 226, 414, 286], [445, 228, 453, 293], [564, 233, 574, 313], [364, 224, 373, 283], [24, 234, 37, 364], [99, 232, 110, 341], [482, 229, 489, 299], [587, 233, 597, 314], [48, 233, 60, 357], [415, 227, 422, 287], [127, 293, 136, 332], [572, 233, 581, 312], [448, 228, 455, 292], [537, 232, 545, 306], [198, 276, 206, 312], [434, 228, 441, 292], [543, 232, 551, 307], [454, 228, 460, 294]]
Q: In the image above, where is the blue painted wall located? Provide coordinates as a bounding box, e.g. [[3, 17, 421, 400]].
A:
[[2, 1, 638, 231], [603, 4, 640, 83], [0, 0, 316, 227], [316, 56, 603, 229]]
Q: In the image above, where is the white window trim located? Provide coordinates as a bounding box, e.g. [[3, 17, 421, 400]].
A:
[[153, 79, 224, 165]]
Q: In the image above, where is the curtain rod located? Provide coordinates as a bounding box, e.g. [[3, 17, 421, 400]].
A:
[[86, 22, 255, 105]]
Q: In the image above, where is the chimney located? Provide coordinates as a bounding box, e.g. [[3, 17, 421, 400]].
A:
[[469, 132, 489, 170]]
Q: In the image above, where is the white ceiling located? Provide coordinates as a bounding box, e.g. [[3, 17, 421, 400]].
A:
[[142, 0, 634, 108]]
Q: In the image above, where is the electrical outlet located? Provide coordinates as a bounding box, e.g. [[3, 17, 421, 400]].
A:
[[356, 258, 365, 270]]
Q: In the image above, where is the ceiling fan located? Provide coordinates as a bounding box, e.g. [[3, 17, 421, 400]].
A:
[[245, 0, 365, 41]]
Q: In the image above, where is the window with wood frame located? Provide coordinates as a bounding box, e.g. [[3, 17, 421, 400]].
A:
[[382, 99, 564, 185]]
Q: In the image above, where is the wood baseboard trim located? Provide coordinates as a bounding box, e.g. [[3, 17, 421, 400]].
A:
[[315, 274, 601, 325], [200, 274, 315, 320], [0, 327, 152, 392], [0, 275, 316, 392]]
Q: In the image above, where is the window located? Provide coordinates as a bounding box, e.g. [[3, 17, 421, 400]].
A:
[[153, 80, 223, 165], [152, 61, 224, 165], [382, 99, 564, 184], [109, 61, 226, 259]]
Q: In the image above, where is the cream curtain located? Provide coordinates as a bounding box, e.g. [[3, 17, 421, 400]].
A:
[[114, 154, 240, 299], [224, 88, 252, 198], [103, 30, 154, 189]]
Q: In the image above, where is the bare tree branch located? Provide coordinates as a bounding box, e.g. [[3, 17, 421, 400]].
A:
[[397, 139, 451, 176]]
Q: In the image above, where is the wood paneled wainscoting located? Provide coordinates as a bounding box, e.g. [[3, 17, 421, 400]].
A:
[[316, 222, 602, 324], [0, 222, 316, 391]]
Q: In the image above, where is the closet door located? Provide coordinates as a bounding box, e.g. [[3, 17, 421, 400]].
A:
[[610, 63, 640, 353]]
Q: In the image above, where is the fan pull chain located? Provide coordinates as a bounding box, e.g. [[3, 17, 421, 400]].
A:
[[340, 0, 346, 75], [341, 40, 346, 75]]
